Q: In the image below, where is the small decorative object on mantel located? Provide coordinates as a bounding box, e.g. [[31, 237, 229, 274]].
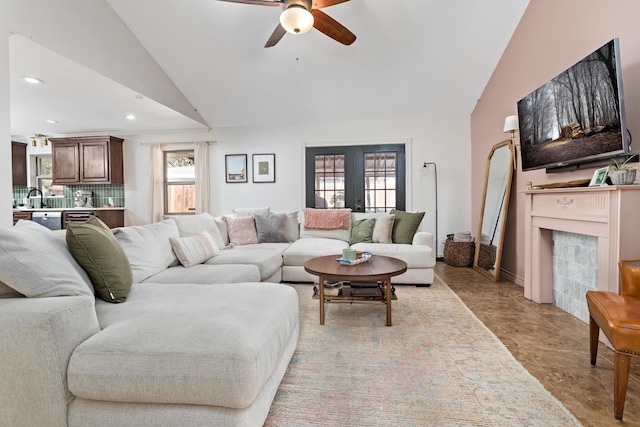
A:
[[609, 154, 637, 185], [527, 179, 591, 190], [589, 167, 610, 187]]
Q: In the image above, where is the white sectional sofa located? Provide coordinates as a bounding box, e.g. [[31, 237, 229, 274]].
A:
[[211, 207, 436, 286], [0, 206, 434, 427], [0, 219, 299, 427]]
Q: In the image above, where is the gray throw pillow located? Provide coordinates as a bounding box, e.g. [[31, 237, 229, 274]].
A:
[[255, 213, 289, 243], [350, 218, 376, 244], [0, 220, 93, 298], [67, 216, 133, 303]]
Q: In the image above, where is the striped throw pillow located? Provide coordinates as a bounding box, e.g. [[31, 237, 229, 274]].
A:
[[170, 231, 221, 268]]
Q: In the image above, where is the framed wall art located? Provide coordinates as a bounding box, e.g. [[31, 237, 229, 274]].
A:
[[225, 154, 247, 183], [252, 153, 275, 183]]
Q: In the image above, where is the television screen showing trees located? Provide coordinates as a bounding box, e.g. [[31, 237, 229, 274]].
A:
[[518, 39, 627, 171]]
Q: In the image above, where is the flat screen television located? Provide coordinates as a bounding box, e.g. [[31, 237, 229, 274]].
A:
[[517, 38, 630, 172]]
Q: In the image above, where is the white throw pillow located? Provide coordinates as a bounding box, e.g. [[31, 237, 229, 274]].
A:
[[166, 213, 226, 250], [232, 206, 270, 217], [113, 219, 180, 283], [372, 214, 396, 244], [0, 220, 93, 298], [170, 231, 221, 268]]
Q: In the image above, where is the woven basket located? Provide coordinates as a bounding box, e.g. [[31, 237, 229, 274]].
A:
[[478, 244, 497, 270], [443, 240, 475, 267]]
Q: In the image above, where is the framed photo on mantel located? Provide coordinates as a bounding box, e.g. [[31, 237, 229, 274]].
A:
[[225, 154, 247, 183], [589, 166, 609, 187], [252, 153, 275, 183]]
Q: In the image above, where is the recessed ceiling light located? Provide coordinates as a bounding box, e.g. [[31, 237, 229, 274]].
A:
[[126, 114, 136, 120], [134, 94, 144, 100], [46, 119, 58, 124], [23, 76, 43, 84]]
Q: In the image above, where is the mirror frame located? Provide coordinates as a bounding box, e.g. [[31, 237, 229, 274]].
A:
[[473, 139, 515, 281]]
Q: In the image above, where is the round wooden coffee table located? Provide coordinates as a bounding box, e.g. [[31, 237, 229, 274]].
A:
[[304, 254, 407, 326]]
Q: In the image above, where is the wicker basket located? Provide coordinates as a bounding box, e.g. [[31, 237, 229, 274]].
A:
[[478, 244, 497, 270], [443, 240, 475, 267]]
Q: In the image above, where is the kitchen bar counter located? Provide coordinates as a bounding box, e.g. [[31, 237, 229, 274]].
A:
[[12, 207, 125, 229], [13, 207, 125, 212]]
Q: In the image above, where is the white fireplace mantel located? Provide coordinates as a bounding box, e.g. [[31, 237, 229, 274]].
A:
[[524, 186, 640, 303]]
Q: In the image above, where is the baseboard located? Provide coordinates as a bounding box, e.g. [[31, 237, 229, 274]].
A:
[[500, 269, 523, 286]]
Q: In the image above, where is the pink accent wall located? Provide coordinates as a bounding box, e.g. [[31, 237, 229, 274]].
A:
[[471, 0, 640, 284]]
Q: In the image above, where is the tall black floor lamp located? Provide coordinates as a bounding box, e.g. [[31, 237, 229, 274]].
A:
[[423, 162, 439, 264]]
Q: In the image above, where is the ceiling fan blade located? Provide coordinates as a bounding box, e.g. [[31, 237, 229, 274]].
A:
[[265, 24, 287, 48], [312, 0, 349, 9], [216, 0, 281, 6], [311, 9, 356, 45]]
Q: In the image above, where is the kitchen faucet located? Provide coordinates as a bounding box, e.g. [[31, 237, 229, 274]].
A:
[[27, 188, 46, 208]]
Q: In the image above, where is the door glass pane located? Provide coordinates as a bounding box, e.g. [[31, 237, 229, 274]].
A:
[[314, 154, 345, 209], [364, 152, 397, 212]]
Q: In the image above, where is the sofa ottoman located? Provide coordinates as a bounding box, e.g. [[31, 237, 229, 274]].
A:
[[282, 237, 350, 283], [67, 282, 299, 426], [205, 242, 291, 282]]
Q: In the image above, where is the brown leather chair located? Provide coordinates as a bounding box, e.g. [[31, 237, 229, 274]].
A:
[[586, 259, 640, 420]]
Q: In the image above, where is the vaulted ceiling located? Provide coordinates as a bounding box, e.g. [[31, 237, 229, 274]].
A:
[[9, 0, 529, 139]]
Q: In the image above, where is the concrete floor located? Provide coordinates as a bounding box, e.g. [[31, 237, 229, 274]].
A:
[[435, 262, 640, 427]]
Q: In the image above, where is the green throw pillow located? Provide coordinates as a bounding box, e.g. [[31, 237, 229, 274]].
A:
[[390, 209, 425, 244], [66, 216, 133, 303], [350, 218, 376, 245]]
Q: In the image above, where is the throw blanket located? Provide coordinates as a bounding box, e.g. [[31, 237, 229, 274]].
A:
[[303, 208, 351, 230]]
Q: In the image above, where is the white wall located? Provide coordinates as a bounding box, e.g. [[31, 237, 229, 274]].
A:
[[0, 3, 12, 228], [122, 115, 472, 256], [6, 0, 205, 127]]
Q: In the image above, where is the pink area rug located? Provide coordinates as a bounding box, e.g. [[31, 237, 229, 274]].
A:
[[265, 276, 581, 426]]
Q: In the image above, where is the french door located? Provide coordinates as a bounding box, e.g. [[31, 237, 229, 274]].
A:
[[305, 144, 405, 212]]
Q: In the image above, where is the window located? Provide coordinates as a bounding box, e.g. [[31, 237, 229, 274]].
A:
[[35, 155, 64, 196], [164, 150, 195, 215], [305, 144, 405, 212]]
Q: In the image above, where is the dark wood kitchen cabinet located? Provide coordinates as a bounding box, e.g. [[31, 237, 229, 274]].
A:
[[13, 211, 32, 225], [50, 136, 124, 184], [12, 141, 27, 186]]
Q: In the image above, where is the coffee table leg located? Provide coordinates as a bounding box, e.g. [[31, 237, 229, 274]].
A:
[[319, 275, 325, 325], [385, 277, 392, 326]]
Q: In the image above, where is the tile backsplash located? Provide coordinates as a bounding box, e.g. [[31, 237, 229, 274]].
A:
[[13, 184, 125, 209]]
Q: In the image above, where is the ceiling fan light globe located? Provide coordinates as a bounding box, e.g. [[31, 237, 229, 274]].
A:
[[280, 6, 314, 35]]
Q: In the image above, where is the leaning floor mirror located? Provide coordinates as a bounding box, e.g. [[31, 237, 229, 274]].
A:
[[474, 139, 515, 281]]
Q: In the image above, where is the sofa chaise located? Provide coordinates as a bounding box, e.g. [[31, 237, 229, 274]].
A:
[[0, 219, 299, 427]]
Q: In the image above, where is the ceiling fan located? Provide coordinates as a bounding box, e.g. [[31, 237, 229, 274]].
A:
[[217, 0, 356, 48]]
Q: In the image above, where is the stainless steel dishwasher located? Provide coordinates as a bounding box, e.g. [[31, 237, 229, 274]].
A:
[[31, 212, 62, 230]]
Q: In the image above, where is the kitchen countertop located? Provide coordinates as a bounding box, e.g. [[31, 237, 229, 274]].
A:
[[13, 207, 125, 212]]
